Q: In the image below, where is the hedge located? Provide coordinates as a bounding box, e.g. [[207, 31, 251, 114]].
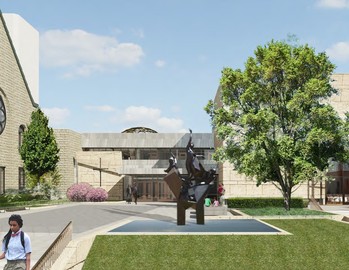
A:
[[226, 197, 307, 208], [0, 193, 45, 203]]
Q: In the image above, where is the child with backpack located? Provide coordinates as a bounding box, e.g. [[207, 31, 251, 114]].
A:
[[0, 214, 32, 270]]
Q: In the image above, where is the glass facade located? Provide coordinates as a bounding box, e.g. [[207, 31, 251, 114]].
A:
[[82, 133, 217, 202], [124, 175, 176, 202]]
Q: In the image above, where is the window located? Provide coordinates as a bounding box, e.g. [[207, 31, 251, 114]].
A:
[[18, 167, 25, 190], [0, 95, 6, 135], [0, 167, 5, 194], [18, 125, 25, 150]]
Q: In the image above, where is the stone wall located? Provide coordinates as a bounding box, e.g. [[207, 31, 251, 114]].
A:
[[0, 14, 36, 191], [76, 151, 124, 200], [54, 129, 82, 195], [221, 161, 323, 200], [328, 74, 349, 119]]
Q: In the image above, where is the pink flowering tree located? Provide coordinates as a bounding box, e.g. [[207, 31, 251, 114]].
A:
[[66, 183, 108, 202], [86, 187, 108, 202], [66, 182, 93, 202]]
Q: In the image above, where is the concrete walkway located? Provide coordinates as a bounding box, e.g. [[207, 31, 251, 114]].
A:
[[0, 201, 198, 269], [320, 204, 349, 216]]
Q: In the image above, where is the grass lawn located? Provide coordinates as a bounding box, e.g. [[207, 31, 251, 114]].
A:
[[238, 207, 333, 216], [83, 219, 349, 270]]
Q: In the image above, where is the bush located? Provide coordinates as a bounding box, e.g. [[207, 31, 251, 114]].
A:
[[227, 197, 306, 208], [86, 188, 108, 202], [66, 183, 93, 202], [66, 183, 108, 202]]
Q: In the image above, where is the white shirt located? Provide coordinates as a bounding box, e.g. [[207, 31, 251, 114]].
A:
[[1, 231, 32, 260]]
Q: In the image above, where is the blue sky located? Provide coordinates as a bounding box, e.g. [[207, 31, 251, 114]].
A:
[[1, 0, 349, 133]]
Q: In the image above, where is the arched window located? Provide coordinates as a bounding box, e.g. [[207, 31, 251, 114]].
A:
[[18, 125, 26, 150], [0, 95, 6, 135]]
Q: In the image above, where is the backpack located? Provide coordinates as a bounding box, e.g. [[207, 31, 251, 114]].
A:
[[4, 231, 25, 250]]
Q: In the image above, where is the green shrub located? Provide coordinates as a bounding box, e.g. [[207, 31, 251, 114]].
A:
[[227, 197, 306, 208], [0, 191, 46, 204]]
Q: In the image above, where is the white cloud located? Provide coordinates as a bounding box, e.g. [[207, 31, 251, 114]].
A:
[[42, 107, 70, 127], [111, 105, 186, 132], [316, 0, 349, 8], [84, 105, 116, 112], [155, 60, 166, 68], [326, 42, 349, 61], [40, 29, 144, 77]]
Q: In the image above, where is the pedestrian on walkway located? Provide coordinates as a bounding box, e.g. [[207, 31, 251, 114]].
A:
[[0, 214, 32, 270], [132, 182, 138, 205], [218, 183, 225, 205], [126, 184, 132, 204]]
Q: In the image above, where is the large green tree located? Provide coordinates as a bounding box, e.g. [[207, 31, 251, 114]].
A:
[[205, 40, 349, 210], [20, 108, 60, 188]]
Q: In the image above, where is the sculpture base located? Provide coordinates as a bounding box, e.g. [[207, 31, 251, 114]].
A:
[[177, 197, 205, 225], [164, 168, 208, 226]]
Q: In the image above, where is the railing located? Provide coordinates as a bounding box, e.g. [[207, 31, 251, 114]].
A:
[[31, 221, 73, 270], [309, 197, 323, 211]]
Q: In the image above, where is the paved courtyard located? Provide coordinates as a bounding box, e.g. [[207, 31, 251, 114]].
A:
[[0, 202, 348, 268], [0, 202, 171, 268]]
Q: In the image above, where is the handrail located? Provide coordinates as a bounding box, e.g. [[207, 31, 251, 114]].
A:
[[31, 221, 73, 270], [309, 197, 323, 211]]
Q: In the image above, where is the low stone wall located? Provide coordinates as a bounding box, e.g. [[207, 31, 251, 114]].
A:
[[204, 205, 227, 216]]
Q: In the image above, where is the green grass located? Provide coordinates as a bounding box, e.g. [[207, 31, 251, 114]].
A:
[[238, 207, 333, 216], [83, 219, 349, 270]]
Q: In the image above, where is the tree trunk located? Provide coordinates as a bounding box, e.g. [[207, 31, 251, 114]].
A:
[[282, 188, 291, 211]]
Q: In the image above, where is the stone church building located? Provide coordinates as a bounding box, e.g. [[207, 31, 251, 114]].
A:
[[0, 13, 38, 194]]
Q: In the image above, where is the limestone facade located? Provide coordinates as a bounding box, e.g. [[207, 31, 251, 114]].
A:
[[75, 151, 124, 200], [0, 13, 37, 193], [53, 129, 82, 195], [328, 74, 349, 119]]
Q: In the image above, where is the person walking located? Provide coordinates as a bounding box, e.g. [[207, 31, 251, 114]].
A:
[[218, 183, 226, 205], [0, 214, 32, 270], [132, 183, 138, 205], [126, 184, 132, 204]]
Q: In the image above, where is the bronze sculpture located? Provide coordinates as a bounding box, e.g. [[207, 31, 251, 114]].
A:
[[164, 129, 217, 225]]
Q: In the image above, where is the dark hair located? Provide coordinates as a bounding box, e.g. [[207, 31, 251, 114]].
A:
[[8, 214, 23, 228]]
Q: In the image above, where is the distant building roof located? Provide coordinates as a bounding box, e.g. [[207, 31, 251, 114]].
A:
[[122, 127, 158, 133], [81, 133, 214, 149]]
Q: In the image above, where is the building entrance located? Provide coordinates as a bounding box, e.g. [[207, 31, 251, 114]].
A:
[[125, 175, 176, 202]]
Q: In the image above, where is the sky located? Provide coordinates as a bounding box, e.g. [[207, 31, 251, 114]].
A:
[[0, 0, 349, 133]]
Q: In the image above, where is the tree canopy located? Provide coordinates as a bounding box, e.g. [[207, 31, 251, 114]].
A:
[[20, 108, 60, 185], [205, 40, 349, 210]]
